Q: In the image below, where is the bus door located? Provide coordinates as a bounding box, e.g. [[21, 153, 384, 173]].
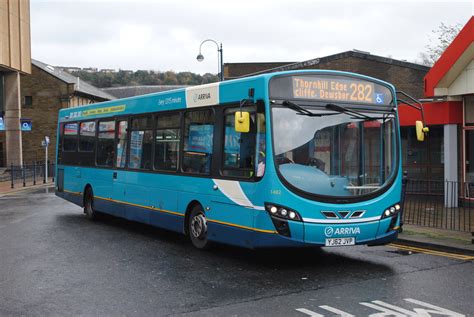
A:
[[112, 119, 128, 218], [209, 107, 265, 238]]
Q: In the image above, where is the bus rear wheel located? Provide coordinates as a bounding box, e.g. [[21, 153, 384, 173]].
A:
[[189, 205, 210, 249], [84, 187, 97, 220]]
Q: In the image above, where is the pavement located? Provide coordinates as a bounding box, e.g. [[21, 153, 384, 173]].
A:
[[0, 180, 54, 197], [0, 182, 472, 257]]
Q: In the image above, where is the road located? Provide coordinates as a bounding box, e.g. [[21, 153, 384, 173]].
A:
[[0, 187, 472, 316]]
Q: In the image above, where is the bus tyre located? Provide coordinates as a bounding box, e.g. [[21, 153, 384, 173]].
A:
[[84, 187, 97, 220], [189, 205, 210, 249]]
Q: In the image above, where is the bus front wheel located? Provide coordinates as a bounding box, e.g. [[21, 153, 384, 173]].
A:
[[84, 187, 97, 220], [189, 205, 210, 249]]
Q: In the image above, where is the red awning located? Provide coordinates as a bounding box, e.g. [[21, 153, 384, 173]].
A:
[[398, 101, 463, 126]]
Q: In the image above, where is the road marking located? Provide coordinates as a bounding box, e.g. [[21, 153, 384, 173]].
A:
[[8, 213, 37, 225], [388, 244, 474, 261], [296, 298, 465, 316], [295, 308, 324, 316], [404, 298, 465, 317], [319, 305, 354, 316], [360, 301, 407, 316]]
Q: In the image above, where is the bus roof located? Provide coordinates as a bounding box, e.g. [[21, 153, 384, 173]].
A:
[[58, 70, 395, 122]]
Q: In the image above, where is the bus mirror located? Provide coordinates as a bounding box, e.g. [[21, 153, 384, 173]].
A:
[[235, 111, 250, 133], [415, 121, 429, 141]]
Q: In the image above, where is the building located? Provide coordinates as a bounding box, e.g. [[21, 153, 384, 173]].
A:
[[423, 16, 473, 186], [224, 51, 429, 99], [0, 0, 31, 167], [17, 59, 115, 164]]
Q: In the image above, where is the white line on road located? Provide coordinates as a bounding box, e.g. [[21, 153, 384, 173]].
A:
[[295, 308, 324, 316], [319, 305, 354, 316], [404, 298, 465, 317], [7, 213, 37, 225], [297, 298, 466, 316]]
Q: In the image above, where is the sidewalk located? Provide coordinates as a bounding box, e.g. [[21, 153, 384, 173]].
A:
[[0, 180, 54, 196], [397, 224, 474, 256]]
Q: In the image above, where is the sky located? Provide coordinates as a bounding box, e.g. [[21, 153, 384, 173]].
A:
[[31, 0, 473, 74]]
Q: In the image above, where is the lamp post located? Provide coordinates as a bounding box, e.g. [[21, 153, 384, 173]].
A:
[[196, 39, 224, 81]]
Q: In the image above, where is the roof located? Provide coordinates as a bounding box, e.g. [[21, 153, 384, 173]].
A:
[[424, 17, 474, 97], [32, 59, 116, 101], [225, 50, 430, 79], [102, 85, 190, 99]]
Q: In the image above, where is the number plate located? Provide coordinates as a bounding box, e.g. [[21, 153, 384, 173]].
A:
[[325, 237, 355, 247]]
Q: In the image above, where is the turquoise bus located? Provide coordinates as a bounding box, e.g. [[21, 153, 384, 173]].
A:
[[55, 70, 425, 249]]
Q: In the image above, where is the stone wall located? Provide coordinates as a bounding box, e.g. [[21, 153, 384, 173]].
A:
[[20, 65, 69, 163]]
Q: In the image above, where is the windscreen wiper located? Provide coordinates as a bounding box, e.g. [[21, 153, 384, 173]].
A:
[[279, 100, 337, 117], [325, 103, 374, 120]]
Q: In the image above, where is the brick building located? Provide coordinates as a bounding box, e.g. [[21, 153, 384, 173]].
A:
[[14, 59, 115, 165], [224, 50, 429, 99]]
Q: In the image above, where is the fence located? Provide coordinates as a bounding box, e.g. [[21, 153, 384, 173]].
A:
[[402, 179, 473, 232], [3, 162, 56, 189]]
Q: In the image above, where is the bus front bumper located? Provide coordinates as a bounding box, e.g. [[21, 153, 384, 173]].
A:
[[257, 215, 400, 248]]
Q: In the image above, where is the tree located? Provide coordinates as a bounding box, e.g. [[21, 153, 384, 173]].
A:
[[418, 22, 462, 66]]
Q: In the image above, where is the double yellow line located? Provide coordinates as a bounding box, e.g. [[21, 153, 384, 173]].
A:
[[388, 243, 474, 261]]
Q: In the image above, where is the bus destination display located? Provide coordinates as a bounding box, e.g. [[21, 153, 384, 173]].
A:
[[291, 76, 389, 105]]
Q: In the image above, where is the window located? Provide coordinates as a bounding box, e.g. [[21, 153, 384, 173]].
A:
[[63, 122, 78, 152], [23, 96, 33, 107], [116, 120, 128, 168], [97, 121, 115, 167], [222, 107, 260, 178], [155, 113, 180, 171], [183, 110, 214, 174], [79, 121, 96, 152], [128, 116, 153, 169]]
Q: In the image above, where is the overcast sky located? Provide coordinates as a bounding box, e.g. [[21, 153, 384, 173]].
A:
[[31, 0, 472, 74]]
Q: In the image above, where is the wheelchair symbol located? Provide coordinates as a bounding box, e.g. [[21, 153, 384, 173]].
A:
[[375, 93, 384, 104]]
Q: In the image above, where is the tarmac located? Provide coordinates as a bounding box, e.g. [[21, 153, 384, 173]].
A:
[[1, 180, 473, 256]]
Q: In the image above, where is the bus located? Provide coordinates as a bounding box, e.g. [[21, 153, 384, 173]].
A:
[[55, 70, 427, 249]]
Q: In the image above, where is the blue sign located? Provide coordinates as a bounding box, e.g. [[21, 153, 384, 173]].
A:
[[0, 117, 4, 131], [188, 124, 213, 153], [375, 93, 384, 104], [20, 119, 32, 131]]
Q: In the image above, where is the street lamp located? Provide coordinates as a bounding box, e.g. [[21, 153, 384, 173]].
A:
[[196, 39, 224, 81]]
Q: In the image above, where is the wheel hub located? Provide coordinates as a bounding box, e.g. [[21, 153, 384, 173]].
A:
[[191, 214, 207, 239]]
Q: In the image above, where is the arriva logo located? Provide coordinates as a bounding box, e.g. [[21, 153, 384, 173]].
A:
[[325, 227, 360, 237], [193, 92, 211, 102]]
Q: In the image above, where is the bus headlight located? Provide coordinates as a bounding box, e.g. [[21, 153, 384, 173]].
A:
[[381, 203, 402, 219], [265, 203, 302, 221]]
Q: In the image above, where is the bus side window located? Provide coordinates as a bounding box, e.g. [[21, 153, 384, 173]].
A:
[[128, 116, 153, 170], [63, 122, 78, 152], [97, 120, 115, 167], [183, 109, 214, 174], [79, 121, 96, 152], [155, 113, 180, 171], [222, 107, 256, 178], [116, 120, 128, 168]]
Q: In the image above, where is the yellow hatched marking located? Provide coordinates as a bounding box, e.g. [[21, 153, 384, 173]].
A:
[[388, 243, 474, 261]]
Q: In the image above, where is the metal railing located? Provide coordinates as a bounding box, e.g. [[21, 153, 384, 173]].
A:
[[402, 179, 473, 232], [4, 162, 56, 189]]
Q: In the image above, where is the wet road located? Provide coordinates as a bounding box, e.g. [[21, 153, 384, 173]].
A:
[[0, 187, 472, 316]]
